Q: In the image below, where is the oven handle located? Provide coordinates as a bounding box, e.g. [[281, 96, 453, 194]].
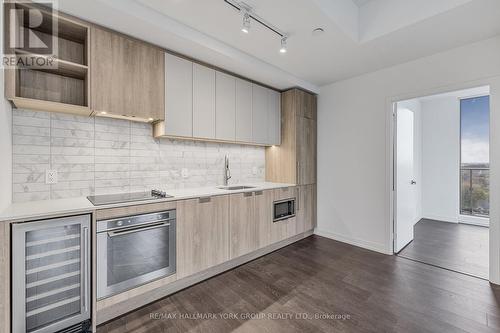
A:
[[107, 221, 171, 238]]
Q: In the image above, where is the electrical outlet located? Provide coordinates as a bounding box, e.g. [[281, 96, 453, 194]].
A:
[[181, 168, 189, 179], [45, 170, 58, 184], [252, 166, 258, 175]]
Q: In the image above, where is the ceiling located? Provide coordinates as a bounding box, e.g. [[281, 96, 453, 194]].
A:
[[351, 0, 373, 7], [56, 0, 500, 92]]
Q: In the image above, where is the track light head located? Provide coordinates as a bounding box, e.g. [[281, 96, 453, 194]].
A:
[[241, 11, 251, 34], [280, 36, 288, 53]]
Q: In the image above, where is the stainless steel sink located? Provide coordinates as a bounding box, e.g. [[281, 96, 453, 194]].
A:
[[218, 186, 256, 191]]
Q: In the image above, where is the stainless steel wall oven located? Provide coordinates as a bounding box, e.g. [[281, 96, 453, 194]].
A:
[[97, 210, 176, 299]]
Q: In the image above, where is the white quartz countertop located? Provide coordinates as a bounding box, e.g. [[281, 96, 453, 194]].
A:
[[0, 182, 295, 223]]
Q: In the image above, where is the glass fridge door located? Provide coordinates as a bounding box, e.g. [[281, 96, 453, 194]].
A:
[[12, 214, 91, 333]]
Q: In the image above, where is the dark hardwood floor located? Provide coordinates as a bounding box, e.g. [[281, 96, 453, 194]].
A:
[[398, 219, 489, 279], [98, 235, 500, 333]]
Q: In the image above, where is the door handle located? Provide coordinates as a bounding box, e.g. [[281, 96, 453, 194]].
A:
[[410, 180, 417, 185]]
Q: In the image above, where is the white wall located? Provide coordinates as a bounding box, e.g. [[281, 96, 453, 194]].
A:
[[316, 35, 500, 283], [420, 97, 460, 222], [0, 4, 13, 211]]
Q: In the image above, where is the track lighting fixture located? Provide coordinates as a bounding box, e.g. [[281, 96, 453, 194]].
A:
[[241, 11, 251, 34], [280, 36, 287, 53], [225, 0, 289, 54]]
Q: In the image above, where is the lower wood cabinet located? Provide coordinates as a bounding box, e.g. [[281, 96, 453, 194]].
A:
[[297, 184, 317, 233], [177, 195, 229, 278], [229, 190, 272, 259], [270, 187, 298, 243]]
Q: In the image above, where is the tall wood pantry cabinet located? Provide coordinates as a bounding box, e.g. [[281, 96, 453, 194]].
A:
[[265, 88, 318, 230]]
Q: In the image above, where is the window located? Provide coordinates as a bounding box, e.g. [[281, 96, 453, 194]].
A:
[[460, 95, 490, 217]]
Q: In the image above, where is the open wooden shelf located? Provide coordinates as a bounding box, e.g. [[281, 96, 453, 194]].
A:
[[15, 50, 88, 80], [5, 1, 91, 114], [11, 97, 92, 116]]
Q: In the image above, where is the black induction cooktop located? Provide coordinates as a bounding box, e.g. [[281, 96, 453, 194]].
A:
[[87, 190, 172, 206]]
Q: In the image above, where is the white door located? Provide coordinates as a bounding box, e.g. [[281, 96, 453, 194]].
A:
[[395, 107, 417, 252]]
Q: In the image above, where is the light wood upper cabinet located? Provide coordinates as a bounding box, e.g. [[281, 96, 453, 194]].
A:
[[297, 89, 317, 120], [193, 64, 216, 139], [164, 54, 193, 137], [177, 196, 229, 278], [229, 190, 272, 259], [91, 27, 164, 121], [235, 78, 253, 143], [216, 72, 236, 141], [297, 184, 316, 233]]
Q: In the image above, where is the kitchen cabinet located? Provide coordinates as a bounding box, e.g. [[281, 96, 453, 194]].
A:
[[297, 117, 317, 185], [268, 89, 281, 145], [177, 195, 229, 278], [154, 54, 280, 146], [216, 72, 236, 141], [193, 64, 216, 139], [235, 78, 253, 142], [297, 184, 316, 233], [4, 2, 92, 116], [163, 53, 193, 137], [229, 190, 272, 258], [297, 89, 317, 120], [270, 187, 297, 243], [91, 27, 164, 121], [265, 88, 317, 185], [252, 84, 269, 144]]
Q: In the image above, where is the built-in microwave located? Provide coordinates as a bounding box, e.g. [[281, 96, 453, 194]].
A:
[[273, 198, 296, 222]]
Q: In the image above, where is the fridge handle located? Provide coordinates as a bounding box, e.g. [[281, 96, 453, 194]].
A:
[[83, 226, 89, 313]]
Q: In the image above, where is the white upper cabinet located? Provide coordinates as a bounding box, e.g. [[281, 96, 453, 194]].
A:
[[252, 84, 269, 144], [165, 54, 193, 137], [268, 89, 281, 145], [235, 78, 253, 143], [156, 53, 280, 146], [193, 64, 216, 139], [216, 72, 236, 141]]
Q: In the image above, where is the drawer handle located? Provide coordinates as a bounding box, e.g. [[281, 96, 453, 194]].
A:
[[199, 197, 212, 203], [254, 191, 263, 196], [244, 192, 253, 197]]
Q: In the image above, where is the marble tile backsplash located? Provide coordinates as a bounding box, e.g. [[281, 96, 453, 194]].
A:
[[12, 109, 265, 202]]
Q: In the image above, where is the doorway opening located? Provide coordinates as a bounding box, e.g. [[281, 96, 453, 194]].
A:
[[393, 86, 490, 279]]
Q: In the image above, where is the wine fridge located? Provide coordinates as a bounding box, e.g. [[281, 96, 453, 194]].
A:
[[12, 214, 91, 333]]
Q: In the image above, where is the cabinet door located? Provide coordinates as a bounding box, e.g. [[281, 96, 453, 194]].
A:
[[297, 117, 317, 185], [193, 64, 216, 139], [267, 89, 281, 145], [235, 78, 252, 142], [177, 196, 229, 278], [91, 27, 165, 120], [229, 190, 272, 258], [252, 84, 269, 144], [165, 53, 193, 137], [216, 72, 236, 141], [297, 184, 316, 233], [229, 192, 256, 258], [254, 190, 272, 248], [270, 187, 297, 243], [296, 89, 317, 120]]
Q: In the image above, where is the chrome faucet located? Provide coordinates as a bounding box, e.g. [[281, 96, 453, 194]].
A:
[[224, 155, 232, 186]]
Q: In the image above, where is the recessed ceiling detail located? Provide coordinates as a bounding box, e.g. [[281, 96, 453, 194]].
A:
[[58, 0, 500, 88]]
